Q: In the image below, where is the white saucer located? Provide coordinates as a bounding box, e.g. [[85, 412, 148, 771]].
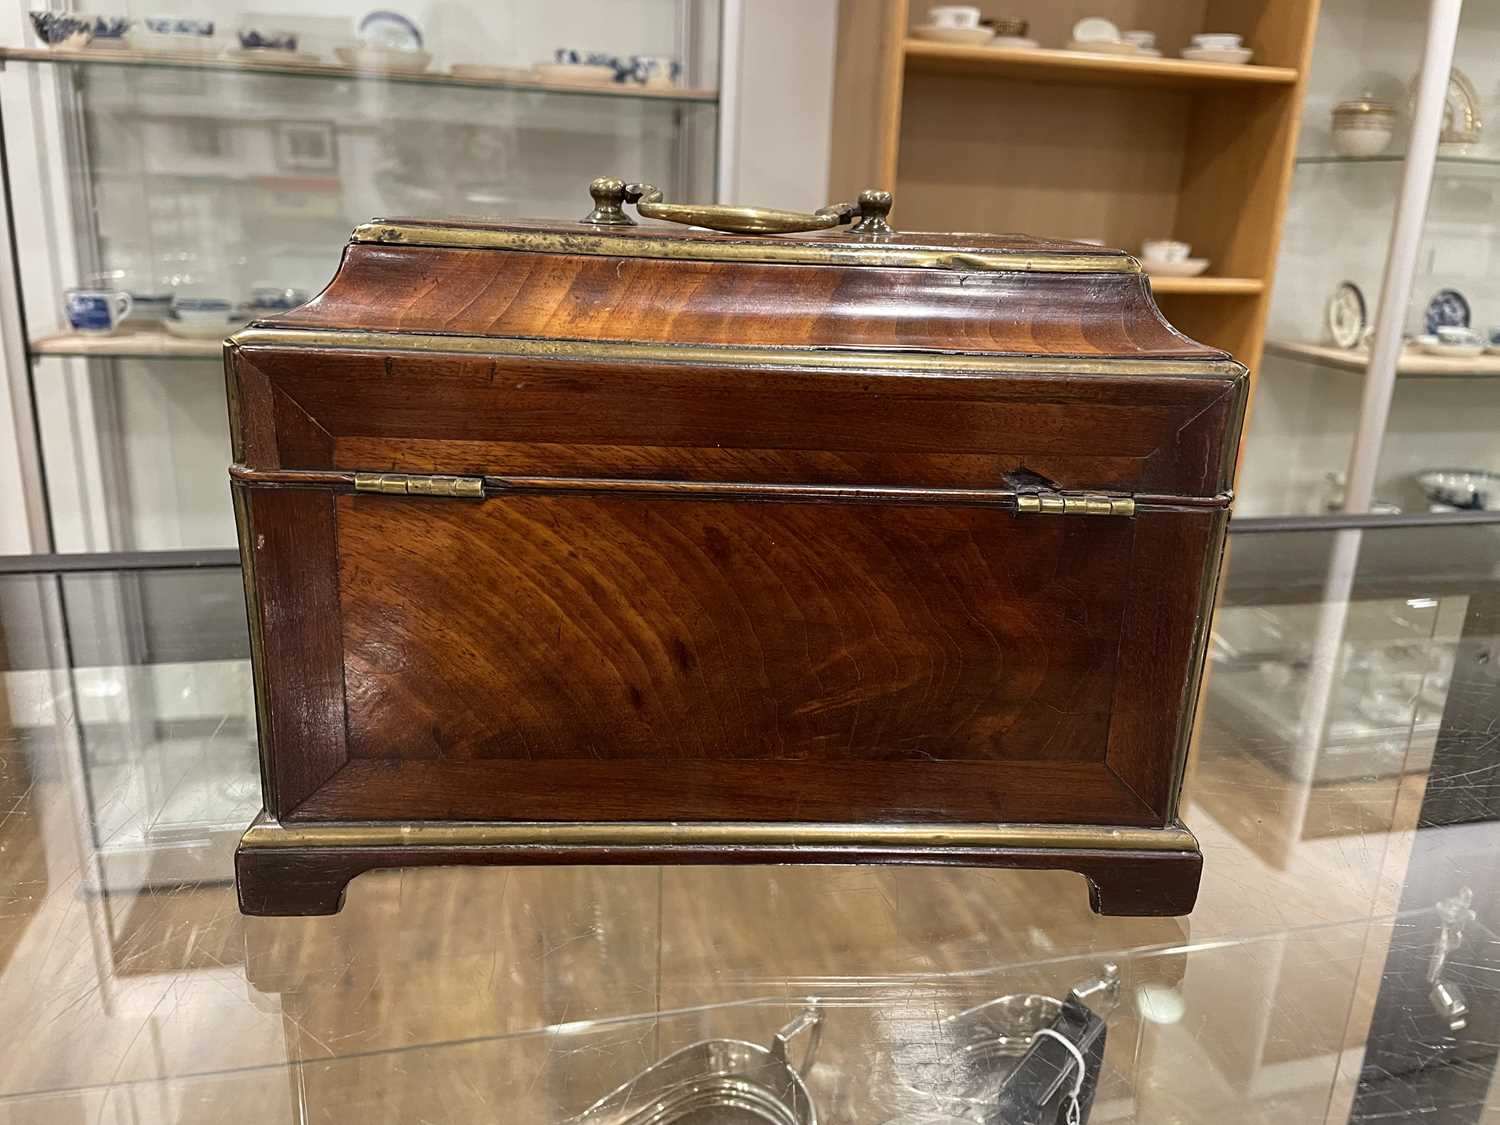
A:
[[1181, 46, 1254, 64], [1144, 258, 1210, 278], [910, 25, 995, 45], [991, 36, 1039, 50], [334, 46, 432, 73]]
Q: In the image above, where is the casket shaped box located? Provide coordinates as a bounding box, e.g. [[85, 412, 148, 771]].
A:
[[228, 181, 1245, 917]]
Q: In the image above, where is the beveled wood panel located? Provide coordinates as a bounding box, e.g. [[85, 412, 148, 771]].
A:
[[234, 348, 1244, 496], [275, 244, 1221, 360], [1105, 508, 1224, 812], [239, 487, 348, 815], [290, 759, 1157, 826], [335, 494, 1131, 768]]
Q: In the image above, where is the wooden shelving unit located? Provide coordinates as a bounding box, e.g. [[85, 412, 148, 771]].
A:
[[828, 0, 1322, 404], [903, 40, 1299, 87]]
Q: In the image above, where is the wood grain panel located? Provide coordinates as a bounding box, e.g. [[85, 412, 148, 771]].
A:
[[335, 494, 1130, 768], [245, 348, 1242, 497], [241, 487, 349, 815], [274, 245, 1219, 360]]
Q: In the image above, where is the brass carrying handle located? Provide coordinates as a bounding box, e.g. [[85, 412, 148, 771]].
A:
[[583, 176, 894, 237]]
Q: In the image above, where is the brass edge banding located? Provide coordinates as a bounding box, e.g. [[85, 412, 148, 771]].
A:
[[230, 328, 1244, 380], [351, 222, 1142, 275], [241, 817, 1198, 853]]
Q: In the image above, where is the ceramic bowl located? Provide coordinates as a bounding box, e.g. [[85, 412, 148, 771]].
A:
[[626, 54, 681, 87], [84, 15, 131, 46], [1332, 121, 1394, 157], [143, 15, 213, 35], [334, 45, 432, 72], [1416, 334, 1484, 358], [1181, 45, 1253, 64], [911, 24, 994, 45], [1071, 16, 1120, 42], [165, 297, 240, 339], [555, 48, 620, 67], [1142, 238, 1191, 262], [30, 11, 93, 48], [238, 28, 298, 51], [1191, 32, 1242, 48], [981, 15, 1028, 37], [249, 286, 310, 313], [1416, 469, 1500, 511], [1145, 258, 1210, 278], [128, 292, 173, 323], [927, 5, 982, 29], [131, 19, 218, 55]]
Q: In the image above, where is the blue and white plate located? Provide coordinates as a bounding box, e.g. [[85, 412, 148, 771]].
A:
[[1424, 288, 1471, 335], [357, 9, 422, 50]]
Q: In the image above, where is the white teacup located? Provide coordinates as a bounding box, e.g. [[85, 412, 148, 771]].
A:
[[1142, 239, 1191, 263], [927, 5, 981, 29]]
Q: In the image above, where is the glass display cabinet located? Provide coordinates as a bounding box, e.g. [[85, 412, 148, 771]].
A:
[[0, 0, 728, 893], [1243, 0, 1500, 522], [0, 0, 727, 557]]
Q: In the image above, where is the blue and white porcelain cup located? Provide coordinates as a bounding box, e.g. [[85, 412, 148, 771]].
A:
[[628, 54, 681, 87], [64, 287, 132, 334]]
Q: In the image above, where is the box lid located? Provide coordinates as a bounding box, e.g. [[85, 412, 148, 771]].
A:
[[230, 183, 1245, 500], [253, 180, 1231, 364]]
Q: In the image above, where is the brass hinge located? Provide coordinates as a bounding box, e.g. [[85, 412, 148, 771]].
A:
[[1015, 491, 1136, 517], [353, 472, 485, 498]]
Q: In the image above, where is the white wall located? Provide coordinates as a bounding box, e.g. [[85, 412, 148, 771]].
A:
[[724, 0, 836, 210]]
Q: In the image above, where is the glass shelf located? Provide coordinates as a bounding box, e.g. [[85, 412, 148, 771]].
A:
[[1266, 339, 1500, 377], [32, 327, 223, 360], [0, 46, 718, 104], [1295, 152, 1500, 170]]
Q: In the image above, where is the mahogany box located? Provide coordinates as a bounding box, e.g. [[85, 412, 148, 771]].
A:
[[228, 181, 1245, 917]]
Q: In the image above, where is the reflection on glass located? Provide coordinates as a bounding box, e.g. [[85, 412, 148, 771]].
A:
[[3, 526, 1500, 1121]]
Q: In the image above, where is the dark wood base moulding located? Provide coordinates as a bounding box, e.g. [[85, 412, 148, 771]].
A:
[[233, 812, 1203, 918]]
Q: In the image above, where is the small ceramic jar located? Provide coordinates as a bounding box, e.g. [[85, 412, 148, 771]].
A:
[[1331, 93, 1396, 157]]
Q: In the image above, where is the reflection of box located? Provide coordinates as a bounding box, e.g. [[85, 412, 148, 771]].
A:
[[226, 183, 1246, 917]]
